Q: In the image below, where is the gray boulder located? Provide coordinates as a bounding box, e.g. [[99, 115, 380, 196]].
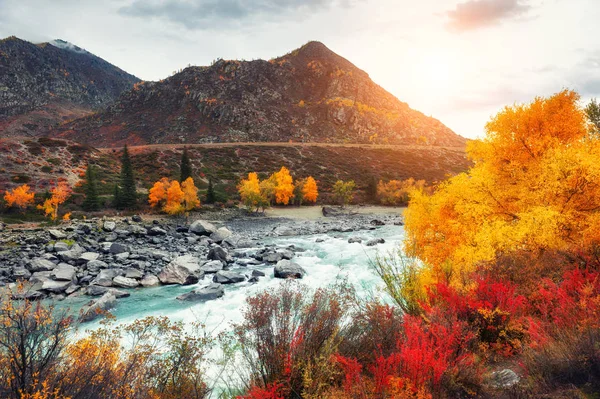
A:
[[91, 269, 119, 287], [80, 292, 117, 322], [86, 260, 108, 272], [41, 280, 71, 293], [125, 268, 143, 279], [110, 243, 129, 254], [103, 221, 116, 232], [208, 246, 231, 263], [140, 274, 160, 287], [348, 237, 364, 244], [189, 220, 217, 236], [263, 252, 284, 263], [158, 255, 203, 285], [132, 215, 143, 223], [148, 226, 167, 236], [52, 264, 77, 281], [78, 252, 100, 264], [13, 268, 32, 279], [201, 260, 224, 274], [130, 225, 147, 235], [274, 260, 305, 279], [53, 241, 71, 252], [177, 283, 225, 301], [29, 258, 56, 272], [86, 285, 130, 298], [365, 238, 385, 247], [213, 270, 245, 284], [48, 229, 66, 239], [210, 227, 232, 243], [113, 276, 139, 288]]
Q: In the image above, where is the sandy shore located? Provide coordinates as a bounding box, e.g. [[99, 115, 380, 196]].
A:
[[264, 205, 405, 220]]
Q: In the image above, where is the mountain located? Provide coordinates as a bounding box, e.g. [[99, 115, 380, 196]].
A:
[[53, 41, 464, 147], [0, 36, 139, 137]]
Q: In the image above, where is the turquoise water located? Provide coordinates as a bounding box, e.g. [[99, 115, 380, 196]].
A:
[[61, 225, 404, 330]]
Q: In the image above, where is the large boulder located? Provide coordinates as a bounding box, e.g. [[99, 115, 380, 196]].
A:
[[78, 252, 100, 264], [109, 243, 129, 254], [41, 280, 71, 293], [91, 269, 119, 287], [148, 226, 167, 236], [53, 241, 71, 252], [29, 258, 56, 272], [189, 220, 217, 236], [208, 246, 231, 263], [80, 292, 117, 322], [86, 260, 108, 272], [210, 227, 232, 243], [48, 229, 66, 239], [177, 283, 225, 301], [201, 260, 224, 274], [158, 255, 204, 285], [52, 264, 77, 281], [112, 276, 139, 288], [103, 221, 116, 232], [274, 260, 305, 279], [140, 274, 160, 287], [212, 270, 245, 284], [86, 285, 130, 298], [365, 238, 385, 247]]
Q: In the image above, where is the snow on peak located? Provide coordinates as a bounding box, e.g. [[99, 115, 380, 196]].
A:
[[49, 39, 90, 55]]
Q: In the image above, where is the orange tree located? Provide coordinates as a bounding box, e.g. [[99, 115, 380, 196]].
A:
[[404, 90, 600, 288], [273, 167, 295, 205], [38, 181, 71, 221], [3, 184, 35, 211], [302, 176, 318, 203]]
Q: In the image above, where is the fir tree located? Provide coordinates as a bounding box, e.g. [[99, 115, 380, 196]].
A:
[[113, 184, 121, 208], [180, 147, 192, 182], [82, 163, 100, 211], [118, 145, 137, 209], [206, 178, 216, 204]]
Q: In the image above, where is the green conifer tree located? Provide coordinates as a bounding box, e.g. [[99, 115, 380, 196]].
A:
[[180, 147, 193, 182], [206, 178, 216, 204], [82, 163, 100, 211], [117, 145, 137, 209]]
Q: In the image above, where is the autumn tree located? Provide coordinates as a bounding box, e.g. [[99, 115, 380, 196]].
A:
[[302, 176, 318, 203], [3, 184, 35, 211], [181, 177, 200, 212], [164, 180, 185, 215], [273, 166, 294, 205], [585, 98, 600, 134], [293, 178, 305, 206], [377, 178, 425, 206], [38, 181, 71, 221], [405, 90, 600, 287], [116, 144, 137, 210], [82, 163, 100, 212], [180, 147, 193, 182], [239, 172, 266, 212], [259, 175, 277, 207], [148, 177, 170, 209], [332, 180, 355, 207]]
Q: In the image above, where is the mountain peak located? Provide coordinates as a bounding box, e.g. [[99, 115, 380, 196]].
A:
[[48, 39, 90, 55]]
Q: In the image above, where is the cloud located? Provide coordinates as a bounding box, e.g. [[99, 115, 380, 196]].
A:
[[118, 0, 355, 30], [445, 0, 532, 31]]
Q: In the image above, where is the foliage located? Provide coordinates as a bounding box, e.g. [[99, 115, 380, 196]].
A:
[[149, 177, 170, 209], [404, 90, 600, 286], [273, 167, 295, 205], [149, 177, 200, 215], [376, 178, 425, 206], [82, 163, 100, 212], [3, 184, 35, 211], [302, 176, 318, 203], [585, 97, 600, 134], [332, 180, 355, 207], [181, 177, 201, 212], [180, 147, 193, 182], [116, 144, 137, 209], [239, 172, 267, 212], [38, 181, 71, 221]]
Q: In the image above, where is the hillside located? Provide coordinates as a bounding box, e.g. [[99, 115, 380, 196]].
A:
[[0, 37, 139, 137], [53, 41, 464, 147]]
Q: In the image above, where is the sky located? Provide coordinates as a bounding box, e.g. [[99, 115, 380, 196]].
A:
[[1, 0, 600, 139]]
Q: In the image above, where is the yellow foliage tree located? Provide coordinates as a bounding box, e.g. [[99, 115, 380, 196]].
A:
[[38, 182, 71, 221], [238, 172, 265, 211], [148, 177, 170, 208], [259, 175, 277, 207], [181, 177, 200, 212], [377, 178, 425, 206], [273, 166, 294, 205], [404, 90, 600, 287], [302, 176, 318, 203], [164, 180, 185, 215], [3, 184, 35, 211]]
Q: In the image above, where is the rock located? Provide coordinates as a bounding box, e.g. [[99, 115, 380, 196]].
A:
[[130, 225, 147, 235], [78, 252, 100, 264], [86, 260, 108, 272], [263, 252, 284, 263], [315, 238, 325, 243], [13, 268, 32, 279], [76, 224, 92, 234], [91, 269, 119, 287], [208, 246, 231, 263], [177, 283, 225, 301], [12, 290, 46, 300], [348, 237, 363, 244], [158, 255, 204, 285], [201, 260, 224, 274], [212, 270, 245, 284], [210, 227, 232, 243], [86, 285, 129, 298], [140, 274, 160, 287], [103, 221, 116, 232], [365, 238, 385, 246], [52, 264, 77, 281], [148, 226, 167, 236], [125, 268, 143, 279], [274, 260, 305, 279], [29, 258, 56, 272], [65, 285, 81, 295], [110, 243, 129, 254], [273, 226, 297, 236], [53, 241, 71, 252], [248, 276, 259, 283], [189, 220, 217, 236], [489, 369, 520, 389], [41, 280, 71, 293], [370, 219, 385, 226], [114, 252, 130, 261], [251, 269, 266, 277], [80, 292, 117, 322], [132, 215, 143, 223], [112, 276, 139, 288], [48, 229, 66, 239], [30, 271, 52, 284]]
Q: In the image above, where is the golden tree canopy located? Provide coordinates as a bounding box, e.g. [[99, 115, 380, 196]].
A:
[[4, 184, 35, 210], [273, 166, 294, 205], [181, 177, 200, 211], [302, 176, 318, 203]]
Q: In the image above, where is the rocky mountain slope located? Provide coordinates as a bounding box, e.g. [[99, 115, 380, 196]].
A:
[[0, 37, 139, 137], [54, 41, 464, 147]]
